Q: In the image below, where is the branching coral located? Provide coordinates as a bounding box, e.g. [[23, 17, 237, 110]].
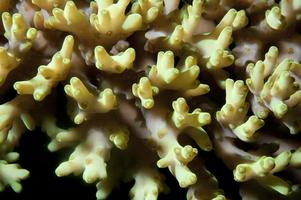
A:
[[43, 0, 147, 48], [65, 77, 117, 124], [140, 100, 212, 188], [0, 48, 20, 86], [0, 0, 301, 200], [216, 79, 264, 142], [246, 46, 301, 134], [2, 12, 37, 56], [94, 46, 135, 73], [233, 147, 301, 195], [14, 35, 74, 101], [147, 51, 210, 97], [31, 0, 68, 12], [43, 116, 130, 184], [0, 160, 29, 193], [130, 0, 163, 25], [145, 4, 248, 88], [132, 76, 159, 109], [0, 96, 35, 144]]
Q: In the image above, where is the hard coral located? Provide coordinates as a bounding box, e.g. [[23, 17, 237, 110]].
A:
[[0, 0, 300, 200]]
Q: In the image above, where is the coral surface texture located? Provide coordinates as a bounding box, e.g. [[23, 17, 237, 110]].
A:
[[0, 0, 301, 199]]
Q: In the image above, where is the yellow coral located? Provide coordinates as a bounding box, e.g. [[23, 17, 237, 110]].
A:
[[65, 77, 117, 124], [14, 35, 74, 101], [2, 0, 301, 199], [144, 0, 208, 52], [265, 6, 286, 30], [146, 7, 248, 88], [142, 102, 212, 187], [0, 96, 35, 144], [2, 12, 37, 56], [45, 1, 95, 42], [148, 51, 210, 97], [0, 48, 21, 87], [216, 79, 264, 142], [195, 9, 248, 87], [130, 0, 163, 25], [94, 46, 135, 73], [90, 0, 142, 38], [0, 161, 29, 193], [54, 118, 129, 184], [32, 0, 68, 11], [45, 0, 143, 47], [234, 148, 301, 195], [55, 131, 111, 184], [187, 162, 226, 200], [246, 47, 301, 134], [41, 115, 71, 152], [132, 77, 159, 109], [129, 168, 164, 200], [171, 97, 211, 130]]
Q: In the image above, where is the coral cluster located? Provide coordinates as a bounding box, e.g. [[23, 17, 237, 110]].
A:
[[0, 0, 300, 199]]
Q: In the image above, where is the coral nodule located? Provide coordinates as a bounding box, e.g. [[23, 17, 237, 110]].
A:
[[0, 0, 301, 199]]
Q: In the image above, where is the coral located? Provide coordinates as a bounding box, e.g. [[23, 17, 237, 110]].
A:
[[0, 160, 29, 193], [233, 147, 301, 195], [0, 48, 20, 86], [31, 0, 68, 12], [246, 47, 301, 134], [2, 12, 37, 56], [0, 0, 300, 200], [132, 76, 159, 109], [0, 96, 35, 144], [14, 35, 74, 101], [145, 4, 248, 88], [94, 46, 136, 73], [148, 51, 210, 97], [172, 97, 211, 130], [216, 79, 264, 142], [130, 0, 163, 25], [65, 77, 117, 124]]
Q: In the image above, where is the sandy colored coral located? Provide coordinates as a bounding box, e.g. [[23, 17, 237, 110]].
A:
[[246, 46, 301, 134], [14, 35, 74, 101], [0, 0, 300, 200], [148, 51, 210, 97], [65, 77, 117, 124], [216, 79, 264, 142]]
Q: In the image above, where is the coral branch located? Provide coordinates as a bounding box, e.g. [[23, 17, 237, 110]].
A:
[[0, 161, 29, 193], [2, 12, 37, 56], [0, 96, 35, 144], [246, 47, 301, 134], [234, 147, 301, 195], [45, 1, 94, 42], [94, 46, 135, 73], [55, 118, 127, 184], [32, 0, 68, 12], [172, 97, 211, 130], [216, 79, 264, 142], [65, 77, 117, 124], [132, 77, 159, 109], [0, 48, 21, 87], [14, 35, 74, 101], [129, 167, 164, 200], [130, 0, 163, 25], [148, 51, 210, 97]]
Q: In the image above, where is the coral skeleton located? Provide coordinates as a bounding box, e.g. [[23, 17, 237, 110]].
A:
[[0, 0, 300, 200]]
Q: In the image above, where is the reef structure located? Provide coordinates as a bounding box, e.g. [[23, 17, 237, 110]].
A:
[[0, 0, 300, 199]]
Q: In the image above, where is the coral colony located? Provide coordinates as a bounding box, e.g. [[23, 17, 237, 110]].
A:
[[0, 0, 301, 199]]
